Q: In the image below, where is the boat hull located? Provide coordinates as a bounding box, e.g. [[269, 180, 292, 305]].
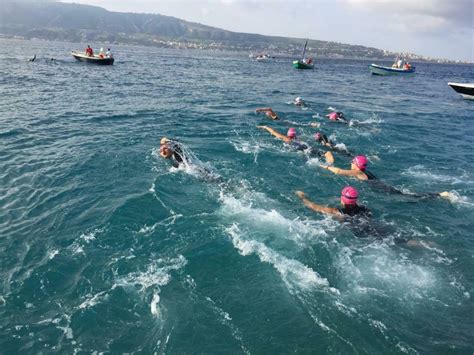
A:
[[369, 64, 415, 76], [448, 82, 474, 100], [71, 51, 114, 65], [293, 60, 314, 69]]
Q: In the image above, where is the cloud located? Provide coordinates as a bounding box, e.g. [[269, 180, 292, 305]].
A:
[[346, 0, 473, 32]]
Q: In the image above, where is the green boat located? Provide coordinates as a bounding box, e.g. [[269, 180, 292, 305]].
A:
[[293, 40, 314, 69], [293, 60, 314, 69]]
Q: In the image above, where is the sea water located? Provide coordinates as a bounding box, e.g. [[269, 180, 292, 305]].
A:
[[1, 39, 473, 353]]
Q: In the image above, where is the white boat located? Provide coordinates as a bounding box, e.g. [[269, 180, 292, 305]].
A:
[[71, 51, 114, 65], [369, 63, 415, 76], [255, 54, 271, 62], [448, 82, 474, 100]]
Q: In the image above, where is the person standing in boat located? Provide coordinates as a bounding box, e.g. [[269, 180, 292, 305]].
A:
[[85, 45, 93, 57], [85, 45, 94, 57], [105, 48, 113, 58]]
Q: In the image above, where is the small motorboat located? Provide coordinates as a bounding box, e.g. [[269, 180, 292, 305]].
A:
[[448, 82, 474, 100], [256, 54, 270, 62], [71, 51, 114, 65], [369, 63, 415, 76]]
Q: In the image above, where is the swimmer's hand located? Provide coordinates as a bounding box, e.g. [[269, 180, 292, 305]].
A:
[[310, 122, 320, 127], [295, 191, 306, 199], [439, 191, 450, 198], [257, 125, 267, 129]]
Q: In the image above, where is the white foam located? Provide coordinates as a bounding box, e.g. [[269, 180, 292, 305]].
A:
[[80, 227, 105, 243], [442, 190, 473, 207], [219, 192, 329, 246], [230, 140, 260, 163], [334, 143, 348, 152], [57, 326, 74, 340], [78, 288, 113, 310], [225, 224, 332, 293], [205, 296, 249, 354], [116, 255, 187, 292], [48, 249, 59, 260], [150, 293, 161, 317], [352, 113, 383, 125], [403, 165, 469, 185], [136, 214, 183, 236]]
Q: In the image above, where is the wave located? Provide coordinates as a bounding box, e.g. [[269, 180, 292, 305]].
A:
[[402, 165, 471, 185], [225, 223, 334, 294]]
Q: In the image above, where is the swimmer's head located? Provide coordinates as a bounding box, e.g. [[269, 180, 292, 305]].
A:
[[287, 128, 296, 138], [327, 111, 344, 120], [352, 155, 368, 171], [159, 144, 174, 158], [314, 132, 322, 141], [341, 186, 358, 205]]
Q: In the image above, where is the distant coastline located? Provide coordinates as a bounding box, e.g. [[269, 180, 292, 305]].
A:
[[0, 1, 471, 65]]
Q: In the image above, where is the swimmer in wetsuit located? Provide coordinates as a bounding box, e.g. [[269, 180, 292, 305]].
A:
[[296, 187, 382, 239], [314, 132, 353, 156], [296, 186, 369, 218], [295, 187, 427, 245], [326, 111, 348, 123], [320, 152, 450, 198], [294, 97, 306, 107], [159, 137, 185, 168], [257, 125, 322, 155], [255, 107, 279, 120]]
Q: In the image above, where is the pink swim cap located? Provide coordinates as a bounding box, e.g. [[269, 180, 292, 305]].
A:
[[341, 186, 358, 205], [328, 112, 338, 120], [314, 132, 322, 140], [352, 155, 368, 171], [287, 128, 296, 138]]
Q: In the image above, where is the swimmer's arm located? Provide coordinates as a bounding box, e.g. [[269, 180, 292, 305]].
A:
[[295, 191, 341, 216], [324, 166, 358, 177], [324, 151, 335, 164], [257, 125, 290, 143], [255, 107, 272, 113]]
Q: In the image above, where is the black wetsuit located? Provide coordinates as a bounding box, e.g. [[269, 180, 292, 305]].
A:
[[289, 140, 325, 157], [166, 141, 184, 168], [364, 170, 439, 199], [337, 205, 385, 240]]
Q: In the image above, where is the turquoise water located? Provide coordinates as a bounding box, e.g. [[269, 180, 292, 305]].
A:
[[1, 38, 473, 353]]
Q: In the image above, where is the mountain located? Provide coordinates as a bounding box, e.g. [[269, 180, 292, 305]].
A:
[[0, 1, 436, 61]]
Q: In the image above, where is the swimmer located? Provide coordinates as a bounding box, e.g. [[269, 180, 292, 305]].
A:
[[314, 132, 353, 156], [28, 55, 36, 62], [320, 152, 450, 198], [159, 137, 185, 168], [294, 97, 306, 107], [296, 186, 370, 219], [255, 107, 279, 120], [326, 111, 347, 123], [295, 187, 427, 246], [257, 125, 311, 152]]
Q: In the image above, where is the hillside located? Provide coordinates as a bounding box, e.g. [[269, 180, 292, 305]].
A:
[[0, 1, 434, 61]]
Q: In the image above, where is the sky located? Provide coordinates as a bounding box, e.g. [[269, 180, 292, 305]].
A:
[[59, 0, 473, 62]]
